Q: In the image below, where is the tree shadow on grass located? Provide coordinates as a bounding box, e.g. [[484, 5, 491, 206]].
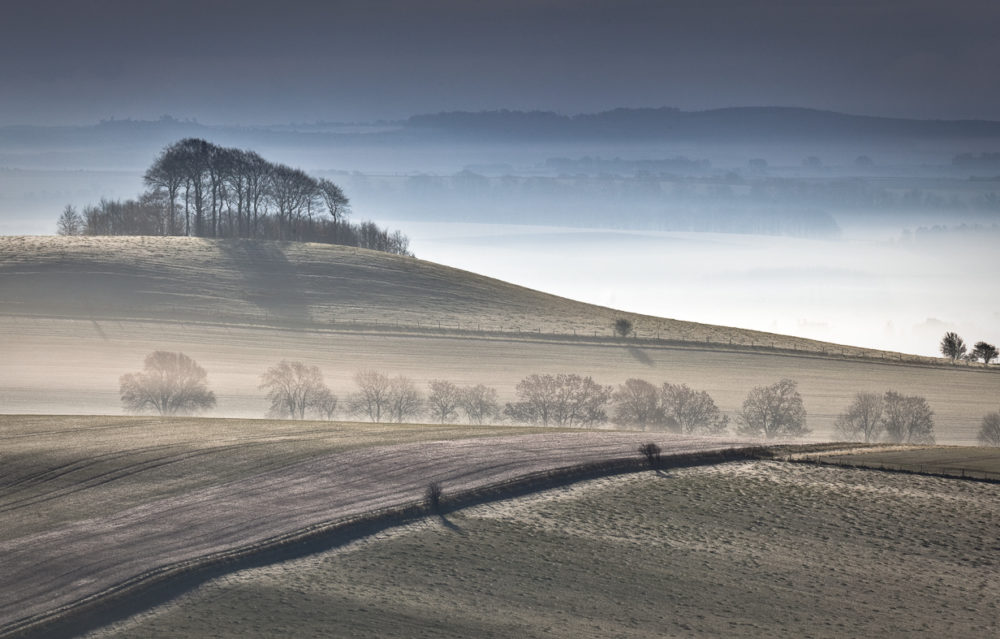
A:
[[627, 346, 655, 367], [437, 512, 465, 535]]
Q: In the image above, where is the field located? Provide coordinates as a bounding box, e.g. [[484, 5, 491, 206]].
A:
[[0, 415, 754, 637], [81, 462, 1000, 639], [2, 235, 998, 637], [807, 445, 1000, 480], [2, 236, 997, 444]]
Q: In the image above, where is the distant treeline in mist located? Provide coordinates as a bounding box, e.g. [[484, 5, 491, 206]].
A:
[[58, 138, 412, 256], [406, 107, 1000, 142]]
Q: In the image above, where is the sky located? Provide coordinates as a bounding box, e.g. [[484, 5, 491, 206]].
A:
[[2, 0, 1000, 125]]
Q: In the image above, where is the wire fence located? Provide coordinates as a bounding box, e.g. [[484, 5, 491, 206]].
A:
[[794, 456, 1000, 483], [5, 311, 997, 370]]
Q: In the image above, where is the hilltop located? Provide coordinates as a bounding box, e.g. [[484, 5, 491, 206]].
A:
[[0, 235, 856, 353]]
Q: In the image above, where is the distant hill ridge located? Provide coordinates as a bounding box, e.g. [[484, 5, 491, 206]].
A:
[[4, 107, 1000, 146], [406, 106, 1000, 141], [0, 235, 935, 363]]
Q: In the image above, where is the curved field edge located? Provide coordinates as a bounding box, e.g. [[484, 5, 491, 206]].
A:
[[1, 446, 769, 639], [87, 460, 998, 639]]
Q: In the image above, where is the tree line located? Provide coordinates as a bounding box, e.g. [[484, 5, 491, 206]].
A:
[[56, 138, 412, 256], [120, 351, 1000, 445], [940, 332, 997, 365]]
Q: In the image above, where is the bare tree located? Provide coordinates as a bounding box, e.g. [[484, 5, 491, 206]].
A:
[[426, 481, 443, 512], [143, 143, 187, 235], [971, 341, 998, 365], [737, 379, 808, 439], [613, 378, 663, 430], [119, 351, 216, 415], [661, 382, 729, 435], [427, 379, 460, 424], [387, 375, 423, 423], [349, 369, 393, 423], [882, 391, 935, 444], [638, 442, 662, 468], [258, 361, 332, 420], [940, 332, 967, 362], [313, 387, 338, 420], [978, 411, 1000, 446], [834, 392, 885, 443], [457, 384, 500, 424], [56, 204, 83, 236], [505, 373, 611, 427], [318, 178, 350, 223]]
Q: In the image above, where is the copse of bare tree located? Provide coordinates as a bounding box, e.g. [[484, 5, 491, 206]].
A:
[[119, 351, 216, 415], [834, 392, 885, 443], [882, 391, 935, 444], [63, 138, 412, 256], [660, 382, 729, 435], [613, 378, 664, 430], [737, 379, 808, 440], [978, 411, 1000, 447], [505, 373, 612, 427], [457, 384, 501, 425], [259, 361, 334, 420]]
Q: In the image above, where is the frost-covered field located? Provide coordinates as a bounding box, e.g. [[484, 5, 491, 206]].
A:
[[86, 463, 1000, 639], [0, 415, 749, 635]]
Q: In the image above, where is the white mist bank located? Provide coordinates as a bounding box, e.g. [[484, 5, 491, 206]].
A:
[[393, 221, 999, 358]]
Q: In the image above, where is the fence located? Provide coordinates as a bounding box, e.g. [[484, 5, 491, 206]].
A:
[[792, 456, 1000, 483]]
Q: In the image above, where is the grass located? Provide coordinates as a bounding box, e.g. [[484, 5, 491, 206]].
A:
[[1, 236, 997, 444], [803, 445, 1000, 481], [0, 415, 752, 637], [0, 234, 969, 361], [0, 415, 562, 541], [82, 463, 1000, 639]]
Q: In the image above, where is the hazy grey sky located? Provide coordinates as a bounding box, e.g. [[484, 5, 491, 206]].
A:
[[3, 0, 999, 125]]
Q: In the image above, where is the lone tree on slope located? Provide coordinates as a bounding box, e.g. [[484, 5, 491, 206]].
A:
[[971, 341, 998, 365], [737, 379, 809, 440], [940, 332, 967, 362], [119, 351, 216, 415], [614, 318, 634, 338]]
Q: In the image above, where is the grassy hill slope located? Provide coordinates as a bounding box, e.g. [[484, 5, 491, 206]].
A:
[[0, 235, 902, 353], [1, 236, 996, 443]]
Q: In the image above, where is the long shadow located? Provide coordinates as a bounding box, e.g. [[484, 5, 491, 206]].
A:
[[627, 345, 655, 366], [437, 512, 465, 535], [218, 239, 312, 327]]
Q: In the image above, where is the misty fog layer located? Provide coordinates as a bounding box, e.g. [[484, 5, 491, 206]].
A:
[[2, 115, 999, 357], [395, 222, 998, 358]]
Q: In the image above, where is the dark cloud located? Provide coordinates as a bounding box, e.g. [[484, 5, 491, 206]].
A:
[[2, 1, 998, 124]]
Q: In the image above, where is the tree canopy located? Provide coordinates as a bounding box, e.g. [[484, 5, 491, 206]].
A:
[[66, 138, 412, 256]]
